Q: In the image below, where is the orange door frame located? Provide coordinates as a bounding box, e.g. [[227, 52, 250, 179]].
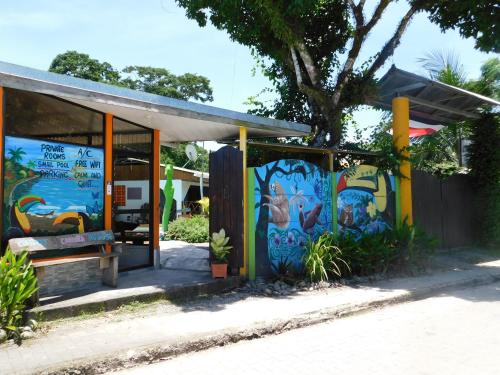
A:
[[152, 129, 160, 267], [104, 113, 113, 253]]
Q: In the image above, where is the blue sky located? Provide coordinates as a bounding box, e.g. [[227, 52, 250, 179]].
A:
[[1, 0, 496, 147]]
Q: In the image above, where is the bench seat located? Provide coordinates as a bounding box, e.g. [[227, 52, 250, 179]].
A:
[[8, 230, 121, 299]]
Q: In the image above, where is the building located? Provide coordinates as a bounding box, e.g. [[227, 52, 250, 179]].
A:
[[0, 61, 309, 273]]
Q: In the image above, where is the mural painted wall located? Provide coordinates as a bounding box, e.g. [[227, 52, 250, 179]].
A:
[[253, 160, 332, 276], [3, 136, 104, 240], [336, 165, 396, 236]]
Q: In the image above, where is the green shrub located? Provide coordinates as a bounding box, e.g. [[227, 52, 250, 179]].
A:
[[0, 249, 38, 338], [302, 234, 350, 282], [330, 222, 436, 276], [165, 215, 209, 243]]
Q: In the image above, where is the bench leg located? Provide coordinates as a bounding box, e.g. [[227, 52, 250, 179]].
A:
[[102, 257, 118, 287]]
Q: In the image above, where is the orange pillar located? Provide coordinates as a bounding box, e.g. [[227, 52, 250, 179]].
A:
[[392, 97, 413, 226], [0, 87, 4, 241], [104, 113, 113, 252], [152, 129, 161, 267]]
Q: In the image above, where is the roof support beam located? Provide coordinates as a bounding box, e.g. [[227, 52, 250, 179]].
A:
[[407, 95, 480, 119]]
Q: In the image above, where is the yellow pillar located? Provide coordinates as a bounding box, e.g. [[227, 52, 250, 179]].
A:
[[392, 97, 413, 226], [240, 127, 248, 277]]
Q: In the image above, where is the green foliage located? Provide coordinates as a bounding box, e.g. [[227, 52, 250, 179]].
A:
[[49, 51, 213, 102], [121, 66, 213, 102], [210, 229, 232, 263], [270, 256, 300, 284], [417, 0, 499, 53], [0, 249, 38, 337], [165, 215, 209, 243], [330, 223, 436, 276], [302, 234, 349, 282], [467, 114, 500, 247], [161, 143, 209, 172], [49, 50, 121, 84], [175, 1, 494, 146]]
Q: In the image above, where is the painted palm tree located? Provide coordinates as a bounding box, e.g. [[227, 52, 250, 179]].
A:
[[26, 160, 36, 169], [7, 147, 26, 164]]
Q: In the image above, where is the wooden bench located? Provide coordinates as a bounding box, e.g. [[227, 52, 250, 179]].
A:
[[8, 230, 121, 299]]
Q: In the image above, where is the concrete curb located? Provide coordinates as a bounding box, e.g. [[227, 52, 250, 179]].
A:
[[40, 271, 500, 375], [30, 276, 241, 321]]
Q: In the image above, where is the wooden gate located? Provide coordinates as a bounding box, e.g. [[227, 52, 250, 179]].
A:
[[412, 170, 477, 248], [209, 146, 243, 274]]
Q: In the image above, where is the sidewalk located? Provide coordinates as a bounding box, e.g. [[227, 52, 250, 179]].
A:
[[2, 257, 500, 375]]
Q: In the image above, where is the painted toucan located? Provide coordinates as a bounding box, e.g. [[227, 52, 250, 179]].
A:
[[9, 195, 46, 235], [53, 212, 92, 234]]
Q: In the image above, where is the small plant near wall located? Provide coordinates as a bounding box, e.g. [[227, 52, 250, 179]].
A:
[[210, 229, 232, 279], [0, 248, 39, 343], [302, 234, 350, 282]]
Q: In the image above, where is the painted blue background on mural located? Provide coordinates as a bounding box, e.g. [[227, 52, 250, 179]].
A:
[[336, 165, 396, 237], [254, 159, 332, 273]]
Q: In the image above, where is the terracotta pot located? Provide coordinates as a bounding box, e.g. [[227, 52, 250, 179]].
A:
[[211, 263, 228, 279]]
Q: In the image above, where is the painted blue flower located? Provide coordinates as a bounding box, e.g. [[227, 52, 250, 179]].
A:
[[298, 236, 306, 247], [287, 232, 295, 245], [273, 233, 281, 246]]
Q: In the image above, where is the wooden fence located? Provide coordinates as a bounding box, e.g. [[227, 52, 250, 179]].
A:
[[412, 170, 477, 248]]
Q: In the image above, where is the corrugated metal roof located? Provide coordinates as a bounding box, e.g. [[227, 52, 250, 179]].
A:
[[375, 65, 499, 125], [0, 61, 310, 143]]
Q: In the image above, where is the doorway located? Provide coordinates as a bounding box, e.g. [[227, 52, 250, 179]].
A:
[[112, 118, 153, 270]]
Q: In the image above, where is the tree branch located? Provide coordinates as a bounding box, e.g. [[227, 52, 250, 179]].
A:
[[364, 0, 390, 31], [365, 5, 419, 78], [290, 47, 304, 87], [296, 42, 320, 87], [332, 0, 389, 108]]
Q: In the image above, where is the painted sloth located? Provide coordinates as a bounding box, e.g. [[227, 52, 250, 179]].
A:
[[263, 181, 290, 229]]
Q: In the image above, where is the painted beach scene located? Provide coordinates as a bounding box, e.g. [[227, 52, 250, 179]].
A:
[[3, 136, 104, 240]]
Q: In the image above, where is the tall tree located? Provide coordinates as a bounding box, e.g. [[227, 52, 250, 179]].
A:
[[49, 51, 213, 102], [49, 51, 121, 84], [175, 0, 497, 147]]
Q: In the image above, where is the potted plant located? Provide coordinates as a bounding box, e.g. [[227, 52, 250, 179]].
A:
[[210, 228, 232, 279]]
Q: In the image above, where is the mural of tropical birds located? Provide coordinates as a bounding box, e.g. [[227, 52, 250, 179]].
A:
[[7, 195, 46, 237], [52, 212, 92, 234]]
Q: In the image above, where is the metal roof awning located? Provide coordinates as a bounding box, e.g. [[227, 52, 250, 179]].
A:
[[0, 61, 310, 144], [374, 65, 500, 125]]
